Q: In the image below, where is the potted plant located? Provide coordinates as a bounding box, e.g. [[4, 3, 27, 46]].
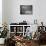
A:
[[0, 23, 9, 44]]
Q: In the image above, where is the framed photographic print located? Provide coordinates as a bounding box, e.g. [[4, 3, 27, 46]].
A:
[[20, 5, 33, 15]]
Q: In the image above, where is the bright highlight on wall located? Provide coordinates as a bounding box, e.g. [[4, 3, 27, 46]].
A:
[[0, 0, 2, 27]]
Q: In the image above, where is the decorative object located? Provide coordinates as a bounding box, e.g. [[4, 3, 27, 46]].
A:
[[34, 19, 37, 24], [26, 27, 32, 40], [0, 22, 9, 44], [0, 23, 9, 38], [20, 5, 33, 15]]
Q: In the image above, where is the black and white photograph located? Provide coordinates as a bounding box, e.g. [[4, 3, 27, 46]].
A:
[[20, 5, 33, 15]]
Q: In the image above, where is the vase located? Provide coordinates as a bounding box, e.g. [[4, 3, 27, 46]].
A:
[[0, 38, 5, 44]]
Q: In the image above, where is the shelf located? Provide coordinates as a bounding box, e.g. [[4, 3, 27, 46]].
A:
[[10, 32, 15, 33], [16, 32, 23, 33], [9, 24, 30, 27], [10, 32, 23, 33], [9, 25, 31, 36]]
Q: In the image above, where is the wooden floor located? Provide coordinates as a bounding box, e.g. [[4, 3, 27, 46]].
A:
[[0, 44, 46, 46], [0, 44, 4, 46], [40, 45, 46, 46]]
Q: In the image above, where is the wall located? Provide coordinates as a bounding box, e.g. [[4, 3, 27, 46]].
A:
[[39, 0, 46, 26], [2, 0, 46, 26], [3, 0, 39, 25], [0, 0, 2, 27]]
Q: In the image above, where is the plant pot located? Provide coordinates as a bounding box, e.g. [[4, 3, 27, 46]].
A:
[[0, 38, 5, 44]]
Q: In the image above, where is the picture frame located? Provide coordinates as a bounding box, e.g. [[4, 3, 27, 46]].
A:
[[20, 5, 33, 15]]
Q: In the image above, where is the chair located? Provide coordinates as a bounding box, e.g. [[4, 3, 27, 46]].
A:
[[5, 38, 15, 46], [38, 26, 46, 45]]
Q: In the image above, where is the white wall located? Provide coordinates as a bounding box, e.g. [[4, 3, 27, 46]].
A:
[[4, 0, 39, 25], [2, 0, 46, 26], [39, 0, 46, 26], [0, 0, 2, 27], [2, 0, 8, 24]]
